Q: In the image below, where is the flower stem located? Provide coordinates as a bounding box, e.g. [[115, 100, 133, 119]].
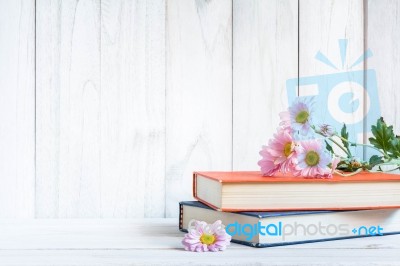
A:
[[386, 167, 400, 172], [334, 168, 363, 176], [367, 167, 400, 173], [380, 159, 400, 165], [336, 135, 388, 157], [327, 137, 352, 158], [313, 129, 352, 158]]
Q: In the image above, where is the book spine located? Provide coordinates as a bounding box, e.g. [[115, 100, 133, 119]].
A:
[[192, 172, 197, 198], [179, 202, 183, 230]]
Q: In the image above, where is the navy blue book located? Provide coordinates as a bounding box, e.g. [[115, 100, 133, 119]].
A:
[[179, 201, 400, 248]]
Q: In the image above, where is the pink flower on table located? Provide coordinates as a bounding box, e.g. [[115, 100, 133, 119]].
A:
[[258, 127, 297, 176], [294, 139, 335, 178], [182, 220, 231, 252]]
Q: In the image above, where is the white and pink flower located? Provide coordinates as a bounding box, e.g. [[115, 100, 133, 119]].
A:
[[182, 220, 231, 252], [289, 97, 314, 136], [258, 98, 342, 178], [294, 139, 336, 178]]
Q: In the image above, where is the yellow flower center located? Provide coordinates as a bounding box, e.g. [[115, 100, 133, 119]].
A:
[[283, 142, 292, 157], [305, 151, 320, 166], [295, 110, 309, 124], [200, 233, 216, 245]]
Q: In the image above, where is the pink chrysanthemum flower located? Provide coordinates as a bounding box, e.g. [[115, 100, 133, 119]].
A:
[[289, 97, 314, 136], [294, 139, 334, 178], [182, 220, 231, 252], [258, 127, 297, 176]]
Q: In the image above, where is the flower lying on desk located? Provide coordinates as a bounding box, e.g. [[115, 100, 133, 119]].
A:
[[258, 97, 400, 178], [182, 220, 231, 252]]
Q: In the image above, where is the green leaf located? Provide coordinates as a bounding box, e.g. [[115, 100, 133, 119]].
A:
[[340, 124, 349, 149], [389, 137, 400, 158], [325, 140, 334, 154], [369, 117, 394, 155], [369, 155, 383, 169], [340, 123, 352, 156]]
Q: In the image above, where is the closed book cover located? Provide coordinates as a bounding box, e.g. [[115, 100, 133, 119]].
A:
[[193, 171, 400, 211], [179, 201, 400, 248]]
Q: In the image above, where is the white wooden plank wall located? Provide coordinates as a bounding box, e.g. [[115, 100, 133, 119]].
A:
[[299, 1, 364, 78], [0, 0, 399, 218], [0, 0, 35, 218], [165, 0, 232, 217], [100, 0, 165, 218], [36, 0, 102, 218], [36, 0, 165, 218], [233, 0, 298, 170], [367, 0, 400, 137], [299, 0, 364, 158]]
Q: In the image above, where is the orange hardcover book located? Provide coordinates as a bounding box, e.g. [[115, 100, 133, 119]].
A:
[[193, 171, 400, 212]]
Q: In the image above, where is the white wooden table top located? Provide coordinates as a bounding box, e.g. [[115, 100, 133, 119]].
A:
[[0, 219, 399, 266]]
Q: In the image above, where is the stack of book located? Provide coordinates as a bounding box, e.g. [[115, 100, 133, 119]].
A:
[[179, 171, 400, 247]]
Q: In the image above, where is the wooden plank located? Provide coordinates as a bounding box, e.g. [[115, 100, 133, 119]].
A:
[[367, 0, 400, 147], [298, 0, 364, 158], [0, 219, 399, 250], [0, 247, 399, 266], [100, 0, 165, 217], [0, 219, 399, 265], [0, 0, 35, 218], [165, 0, 233, 217], [232, 0, 298, 170], [37, 0, 165, 218], [1, 249, 400, 266], [36, 0, 102, 217], [0, 219, 181, 250], [299, 0, 364, 78]]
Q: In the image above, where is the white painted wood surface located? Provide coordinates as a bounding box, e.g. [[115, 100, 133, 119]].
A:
[[36, 0, 165, 218], [1, 1, 400, 218], [299, 0, 364, 77], [100, 0, 166, 218], [0, 0, 35, 218], [0, 219, 399, 265], [36, 0, 102, 218], [233, 0, 298, 170], [299, 0, 365, 158], [165, 0, 232, 217], [367, 0, 400, 135]]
